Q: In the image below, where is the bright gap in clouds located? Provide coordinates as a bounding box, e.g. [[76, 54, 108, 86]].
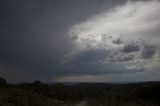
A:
[[55, 0, 160, 82]]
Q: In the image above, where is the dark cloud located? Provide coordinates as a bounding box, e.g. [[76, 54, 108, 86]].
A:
[[122, 42, 140, 53], [141, 45, 157, 59], [60, 49, 141, 76], [0, 0, 160, 82], [109, 53, 135, 62], [60, 49, 111, 74], [72, 49, 109, 63], [62, 61, 130, 75], [0, 0, 127, 82], [112, 37, 124, 45]]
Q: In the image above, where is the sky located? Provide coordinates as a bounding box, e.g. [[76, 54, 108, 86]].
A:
[[0, 0, 160, 83]]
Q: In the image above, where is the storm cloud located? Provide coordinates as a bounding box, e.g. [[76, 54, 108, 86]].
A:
[[141, 45, 157, 59], [122, 42, 140, 53], [0, 0, 160, 82]]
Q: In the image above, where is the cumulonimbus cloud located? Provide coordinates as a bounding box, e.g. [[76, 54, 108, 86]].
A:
[[57, 0, 160, 82]]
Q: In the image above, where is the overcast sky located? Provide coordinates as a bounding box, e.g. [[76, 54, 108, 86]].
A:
[[0, 0, 160, 83]]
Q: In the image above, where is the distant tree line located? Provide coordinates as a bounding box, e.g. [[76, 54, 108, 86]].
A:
[[0, 77, 160, 106]]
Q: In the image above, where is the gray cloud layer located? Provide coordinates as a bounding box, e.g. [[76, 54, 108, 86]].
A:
[[0, 0, 160, 82]]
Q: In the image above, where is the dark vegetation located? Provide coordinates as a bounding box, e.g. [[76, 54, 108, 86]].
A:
[[0, 77, 160, 106]]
